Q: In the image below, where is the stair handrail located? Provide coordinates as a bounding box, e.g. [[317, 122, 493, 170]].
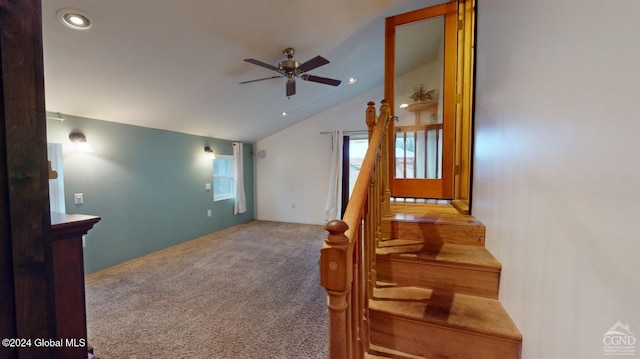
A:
[[320, 100, 391, 359]]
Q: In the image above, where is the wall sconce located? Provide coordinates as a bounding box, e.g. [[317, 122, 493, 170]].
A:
[[69, 131, 93, 152], [204, 146, 216, 159]]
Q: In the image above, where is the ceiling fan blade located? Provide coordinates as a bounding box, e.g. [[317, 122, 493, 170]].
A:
[[301, 74, 341, 87], [239, 75, 283, 84], [286, 79, 296, 97], [244, 58, 280, 72], [297, 55, 330, 73]]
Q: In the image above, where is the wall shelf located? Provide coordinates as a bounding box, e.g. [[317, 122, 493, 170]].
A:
[[405, 100, 438, 124]]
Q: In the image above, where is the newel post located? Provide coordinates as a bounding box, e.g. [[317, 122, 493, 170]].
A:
[[366, 101, 377, 141], [320, 220, 353, 359]]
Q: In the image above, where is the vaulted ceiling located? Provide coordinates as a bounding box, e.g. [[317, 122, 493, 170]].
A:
[[42, 0, 435, 143]]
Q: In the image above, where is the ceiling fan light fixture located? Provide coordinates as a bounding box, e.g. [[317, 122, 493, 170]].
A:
[[279, 60, 300, 73], [57, 9, 93, 30], [240, 47, 341, 98]]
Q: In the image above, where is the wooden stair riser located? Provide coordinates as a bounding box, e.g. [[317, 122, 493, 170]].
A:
[[370, 204, 522, 359], [376, 257, 500, 298], [386, 220, 485, 246], [369, 311, 522, 359]]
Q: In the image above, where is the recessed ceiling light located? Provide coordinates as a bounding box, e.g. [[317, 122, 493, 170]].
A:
[[347, 77, 358, 85], [399, 103, 409, 108], [281, 112, 288, 117], [57, 9, 93, 30]]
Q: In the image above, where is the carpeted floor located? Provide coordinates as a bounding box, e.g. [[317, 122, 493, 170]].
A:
[[85, 221, 329, 358]]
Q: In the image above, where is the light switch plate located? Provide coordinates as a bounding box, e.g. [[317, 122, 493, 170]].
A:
[[74, 193, 84, 204]]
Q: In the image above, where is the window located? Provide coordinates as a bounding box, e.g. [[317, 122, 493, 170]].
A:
[[339, 135, 369, 218], [347, 136, 369, 198], [213, 155, 234, 201]]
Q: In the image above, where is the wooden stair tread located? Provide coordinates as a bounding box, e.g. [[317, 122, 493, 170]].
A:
[[366, 344, 427, 359], [385, 203, 482, 226], [385, 212, 482, 226], [383, 211, 486, 246], [389, 201, 460, 216], [370, 285, 522, 342], [377, 241, 501, 271], [378, 238, 424, 247]]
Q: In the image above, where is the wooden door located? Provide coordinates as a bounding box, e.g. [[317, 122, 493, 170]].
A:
[[385, 2, 458, 198]]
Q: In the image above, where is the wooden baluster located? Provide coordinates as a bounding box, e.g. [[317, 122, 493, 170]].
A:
[[362, 100, 382, 356], [378, 99, 390, 287], [402, 131, 407, 178], [436, 127, 441, 177], [354, 219, 364, 358], [413, 130, 418, 178], [363, 172, 375, 354], [364, 191, 372, 356], [380, 100, 391, 216], [369, 154, 379, 299], [320, 220, 352, 359], [424, 129, 429, 178]]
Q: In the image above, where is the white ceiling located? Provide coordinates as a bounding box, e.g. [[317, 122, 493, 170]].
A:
[[41, 0, 436, 143]]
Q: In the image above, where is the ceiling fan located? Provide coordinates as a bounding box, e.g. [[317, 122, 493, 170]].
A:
[[239, 47, 341, 98]]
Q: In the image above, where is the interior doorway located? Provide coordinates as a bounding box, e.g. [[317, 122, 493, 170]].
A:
[[340, 134, 369, 218], [385, 2, 458, 199]]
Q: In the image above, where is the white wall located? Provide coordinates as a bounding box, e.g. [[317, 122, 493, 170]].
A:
[[474, 1, 640, 358], [256, 86, 383, 225]]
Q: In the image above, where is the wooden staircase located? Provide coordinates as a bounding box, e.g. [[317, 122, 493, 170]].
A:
[[319, 100, 521, 359], [366, 201, 522, 359]]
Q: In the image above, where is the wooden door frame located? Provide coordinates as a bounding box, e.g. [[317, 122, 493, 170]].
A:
[[385, 1, 458, 199], [1, 1, 58, 358], [384, 0, 476, 213], [451, 0, 476, 214]]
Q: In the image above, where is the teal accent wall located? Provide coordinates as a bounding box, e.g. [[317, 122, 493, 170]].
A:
[[46, 114, 254, 274]]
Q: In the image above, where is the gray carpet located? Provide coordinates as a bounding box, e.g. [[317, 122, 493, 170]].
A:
[[85, 221, 329, 358]]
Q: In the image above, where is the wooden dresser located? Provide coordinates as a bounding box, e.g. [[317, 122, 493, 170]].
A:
[[51, 212, 100, 359]]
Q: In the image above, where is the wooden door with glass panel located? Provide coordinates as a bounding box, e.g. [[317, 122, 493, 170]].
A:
[[385, 2, 458, 198]]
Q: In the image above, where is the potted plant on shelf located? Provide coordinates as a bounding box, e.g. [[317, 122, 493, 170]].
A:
[[410, 84, 436, 102]]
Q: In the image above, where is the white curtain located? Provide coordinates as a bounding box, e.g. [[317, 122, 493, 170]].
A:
[[324, 130, 343, 222], [233, 142, 247, 214]]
